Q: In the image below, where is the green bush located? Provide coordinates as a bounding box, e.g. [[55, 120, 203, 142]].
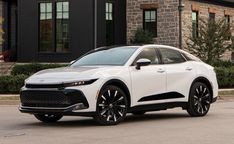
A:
[[210, 60, 234, 67], [0, 75, 29, 94], [131, 28, 154, 44], [11, 63, 68, 76], [215, 66, 234, 88]]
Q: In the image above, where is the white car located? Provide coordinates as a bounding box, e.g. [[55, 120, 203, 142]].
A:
[[19, 45, 218, 125]]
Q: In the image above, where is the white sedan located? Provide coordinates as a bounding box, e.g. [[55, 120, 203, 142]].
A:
[[19, 45, 218, 125]]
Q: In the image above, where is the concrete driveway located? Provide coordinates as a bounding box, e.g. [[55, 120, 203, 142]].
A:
[[0, 100, 234, 144]]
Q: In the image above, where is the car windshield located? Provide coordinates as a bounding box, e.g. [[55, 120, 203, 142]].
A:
[[71, 46, 139, 66]]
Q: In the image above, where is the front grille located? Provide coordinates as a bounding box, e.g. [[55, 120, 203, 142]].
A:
[[25, 84, 64, 89], [20, 89, 88, 108]]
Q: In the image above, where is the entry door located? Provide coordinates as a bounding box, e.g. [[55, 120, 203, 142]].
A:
[[130, 48, 167, 106], [105, 1, 114, 46]]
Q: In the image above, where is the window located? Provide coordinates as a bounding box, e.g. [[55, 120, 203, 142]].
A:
[[56, 2, 69, 52], [39, 1, 69, 53], [39, 3, 53, 52], [106, 2, 113, 21], [105, 2, 114, 46], [133, 48, 159, 65], [71, 47, 138, 66], [225, 15, 230, 24], [143, 9, 157, 37], [192, 11, 198, 38], [209, 13, 215, 23], [159, 48, 186, 64], [225, 15, 231, 40]]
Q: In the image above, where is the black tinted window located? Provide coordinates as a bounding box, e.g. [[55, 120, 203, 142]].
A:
[[71, 47, 138, 66], [159, 48, 185, 64], [133, 48, 159, 65]]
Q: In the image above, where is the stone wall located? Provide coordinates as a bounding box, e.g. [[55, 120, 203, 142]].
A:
[[182, 0, 234, 60], [127, 0, 180, 47]]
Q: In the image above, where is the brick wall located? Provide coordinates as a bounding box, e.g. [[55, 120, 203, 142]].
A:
[[127, 0, 180, 47], [182, 0, 234, 60]]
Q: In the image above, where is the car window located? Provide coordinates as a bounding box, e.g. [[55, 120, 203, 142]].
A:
[[71, 47, 138, 66], [159, 48, 186, 64], [181, 52, 201, 62], [133, 48, 159, 65]]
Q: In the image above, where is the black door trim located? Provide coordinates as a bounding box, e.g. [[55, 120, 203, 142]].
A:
[[138, 92, 185, 102]]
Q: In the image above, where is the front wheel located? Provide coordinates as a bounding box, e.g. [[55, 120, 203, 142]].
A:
[[94, 85, 128, 125], [34, 114, 63, 123], [187, 82, 211, 117]]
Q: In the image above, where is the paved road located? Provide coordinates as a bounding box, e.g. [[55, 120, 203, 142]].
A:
[[0, 101, 234, 144]]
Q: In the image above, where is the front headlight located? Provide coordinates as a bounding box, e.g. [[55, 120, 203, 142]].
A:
[[63, 79, 98, 87]]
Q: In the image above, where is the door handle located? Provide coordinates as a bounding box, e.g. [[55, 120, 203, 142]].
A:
[[157, 68, 165, 73], [185, 67, 193, 71]]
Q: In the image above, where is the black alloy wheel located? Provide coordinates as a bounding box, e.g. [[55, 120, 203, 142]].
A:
[[34, 114, 63, 123], [187, 82, 211, 117], [95, 85, 128, 125]]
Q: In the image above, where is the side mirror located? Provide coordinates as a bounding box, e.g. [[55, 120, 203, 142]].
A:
[[136, 58, 151, 70], [69, 60, 75, 65]]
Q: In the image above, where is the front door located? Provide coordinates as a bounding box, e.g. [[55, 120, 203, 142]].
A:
[[130, 48, 167, 106]]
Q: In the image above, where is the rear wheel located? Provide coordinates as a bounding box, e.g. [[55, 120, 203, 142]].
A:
[[94, 85, 128, 125], [34, 114, 63, 123], [187, 82, 211, 117]]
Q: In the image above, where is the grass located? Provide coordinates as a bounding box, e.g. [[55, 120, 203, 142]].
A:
[[0, 96, 19, 100], [219, 90, 234, 96]]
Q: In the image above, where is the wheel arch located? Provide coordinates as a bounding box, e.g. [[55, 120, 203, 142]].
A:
[[191, 77, 213, 101], [100, 79, 131, 107]]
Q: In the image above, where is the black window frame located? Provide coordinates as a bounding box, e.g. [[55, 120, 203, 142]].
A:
[[209, 12, 215, 23], [143, 9, 157, 37], [192, 11, 199, 38], [158, 48, 186, 64], [38, 1, 70, 53], [132, 48, 161, 66]]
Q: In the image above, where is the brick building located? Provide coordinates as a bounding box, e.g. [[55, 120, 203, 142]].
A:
[[0, 0, 234, 62]]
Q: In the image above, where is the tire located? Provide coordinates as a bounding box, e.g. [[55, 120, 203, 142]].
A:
[[94, 85, 128, 125], [34, 114, 63, 123], [187, 82, 211, 117], [132, 111, 146, 116]]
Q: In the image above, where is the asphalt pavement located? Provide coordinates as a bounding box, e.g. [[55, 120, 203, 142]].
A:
[[0, 101, 234, 144]]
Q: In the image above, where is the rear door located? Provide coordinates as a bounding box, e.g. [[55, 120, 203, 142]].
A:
[[158, 48, 197, 102]]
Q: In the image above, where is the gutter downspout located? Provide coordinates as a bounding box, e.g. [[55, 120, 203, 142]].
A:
[[178, 0, 184, 49]]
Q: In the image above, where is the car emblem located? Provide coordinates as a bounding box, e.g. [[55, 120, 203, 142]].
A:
[[40, 80, 45, 83]]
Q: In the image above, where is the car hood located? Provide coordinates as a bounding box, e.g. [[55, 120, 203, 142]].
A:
[[26, 66, 114, 84]]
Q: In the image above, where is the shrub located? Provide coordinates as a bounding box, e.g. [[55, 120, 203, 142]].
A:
[[0, 75, 28, 94], [215, 66, 234, 88], [11, 63, 68, 76], [131, 28, 154, 44], [210, 60, 234, 68]]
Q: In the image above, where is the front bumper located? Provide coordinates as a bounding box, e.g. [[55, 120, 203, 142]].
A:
[[19, 88, 95, 116]]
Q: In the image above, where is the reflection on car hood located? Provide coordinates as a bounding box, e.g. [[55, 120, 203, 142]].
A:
[[26, 66, 112, 84]]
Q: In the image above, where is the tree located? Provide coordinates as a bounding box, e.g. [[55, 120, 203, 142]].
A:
[[186, 18, 234, 64], [131, 28, 154, 44]]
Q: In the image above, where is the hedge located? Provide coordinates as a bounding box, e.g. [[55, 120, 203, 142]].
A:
[[215, 66, 234, 88], [210, 60, 234, 68], [11, 63, 68, 76], [0, 63, 234, 94], [0, 75, 28, 94]]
